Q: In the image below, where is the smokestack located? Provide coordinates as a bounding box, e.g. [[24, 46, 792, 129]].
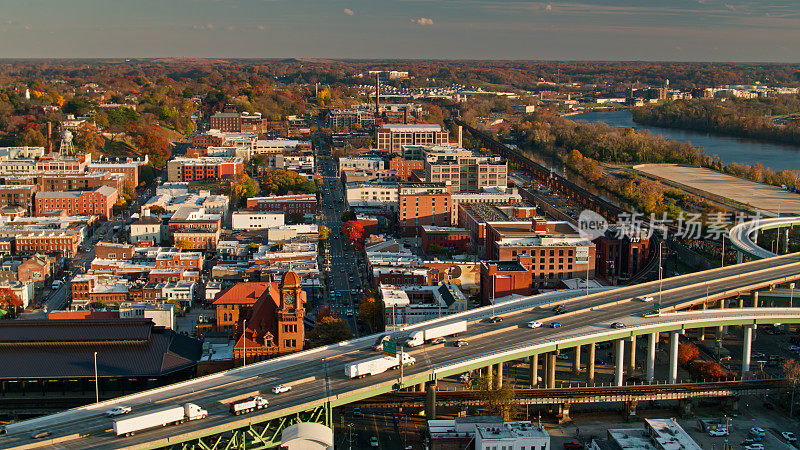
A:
[[375, 73, 380, 120], [47, 122, 52, 153], [403, 107, 408, 125], [458, 125, 463, 147]]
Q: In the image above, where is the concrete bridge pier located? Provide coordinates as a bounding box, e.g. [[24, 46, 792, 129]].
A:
[[738, 295, 744, 308], [751, 291, 759, 307], [587, 344, 596, 383], [782, 228, 790, 254], [547, 352, 557, 388], [742, 324, 753, 378], [614, 339, 625, 386], [558, 402, 572, 424], [425, 382, 437, 420], [529, 355, 539, 388], [646, 332, 657, 383], [718, 299, 727, 335], [573, 345, 582, 375], [627, 336, 637, 375], [737, 250, 743, 264], [668, 331, 680, 384], [624, 400, 638, 419], [677, 399, 693, 417], [494, 363, 504, 389]]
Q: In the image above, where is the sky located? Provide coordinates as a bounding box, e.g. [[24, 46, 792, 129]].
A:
[[0, 0, 798, 62]]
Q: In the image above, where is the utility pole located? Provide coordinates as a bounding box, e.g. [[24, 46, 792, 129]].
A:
[[243, 319, 247, 367], [94, 351, 99, 403]]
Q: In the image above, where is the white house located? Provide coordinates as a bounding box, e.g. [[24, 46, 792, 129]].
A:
[[232, 212, 285, 230]]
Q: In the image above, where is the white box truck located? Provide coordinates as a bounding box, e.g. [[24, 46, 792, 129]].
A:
[[229, 396, 269, 415], [113, 403, 207, 437], [345, 353, 416, 378], [405, 320, 467, 347]]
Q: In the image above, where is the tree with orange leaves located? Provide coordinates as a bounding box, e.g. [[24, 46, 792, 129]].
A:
[[341, 220, 364, 248], [0, 288, 22, 318], [678, 343, 699, 366]]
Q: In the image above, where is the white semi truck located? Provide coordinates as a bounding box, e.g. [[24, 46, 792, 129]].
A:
[[404, 320, 467, 347], [345, 353, 416, 378], [113, 403, 207, 437]]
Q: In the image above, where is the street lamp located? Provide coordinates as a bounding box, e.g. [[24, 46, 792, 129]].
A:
[[242, 319, 247, 368], [791, 283, 795, 309], [93, 351, 99, 403]]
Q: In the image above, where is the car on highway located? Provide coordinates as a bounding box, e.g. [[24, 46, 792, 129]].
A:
[[454, 339, 469, 347], [708, 428, 729, 437], [550, 322, 563, 328], [430, 337, 447, 345], [370, 436, 379, 447], [554, 305, 567, 314], [105, 405, 133, 417], [636, 296, 654, 302], [272, 384, 292, 394], [782, 432, 797, 443], [552, 304, 566, 311], [527, 321, 543, 328], [487, 316, 503, 323], [30, 430, 52, 439], [642, 309, 660, 318], [611, 322, 626, 329]]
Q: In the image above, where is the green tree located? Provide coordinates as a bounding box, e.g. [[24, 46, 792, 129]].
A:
[[474, 370, 518, 420], [307, 316, 353, 348], [63, 97, 94, 116], [18, 126, 46, 147]]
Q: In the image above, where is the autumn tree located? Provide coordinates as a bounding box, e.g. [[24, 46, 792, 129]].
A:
[[231, 174, 259, 203], [678, 343, 699, 365], [359, 293, 384, 332], [175, 239, 194, 250], [18, 125, 46, 147], [342, 220, 365, 248], [688, 360, 733, 381], [0, 288, 22, 318], [474, 370, 518, 420], [307, 316, 353, 348], [318, 225, 331, 240], [261, 169, 317, 195], [128, 123, 170, 168], [782, 359, 800, 416], [75, 122, 105, 157]]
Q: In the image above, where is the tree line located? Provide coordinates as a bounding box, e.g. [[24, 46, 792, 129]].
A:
[[633, 95, 800, 146]]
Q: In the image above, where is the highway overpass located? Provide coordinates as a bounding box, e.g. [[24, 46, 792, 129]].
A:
[[4, 253, 800, 449], [729, 216, 800, 259]]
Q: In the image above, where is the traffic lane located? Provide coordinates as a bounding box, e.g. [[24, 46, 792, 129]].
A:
[[10, 258, 800, 444]]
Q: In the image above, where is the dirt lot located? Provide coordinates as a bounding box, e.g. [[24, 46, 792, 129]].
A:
[[634, 164, 800, 216]]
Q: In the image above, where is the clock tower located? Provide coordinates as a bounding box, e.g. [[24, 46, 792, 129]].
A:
[[276, 271, 305, 353]]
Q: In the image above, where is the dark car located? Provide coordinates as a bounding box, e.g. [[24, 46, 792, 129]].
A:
[[611, 322, 626, 329], [563, 442, 584, 449], [487, 316, 504, 323], [552, 304, 566, 311]]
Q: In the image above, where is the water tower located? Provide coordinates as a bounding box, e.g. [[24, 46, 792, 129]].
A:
[[59, 129, 74, 155]]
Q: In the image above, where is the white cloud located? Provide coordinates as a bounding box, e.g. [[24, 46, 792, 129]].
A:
[[412, 17, 434, 26], [343, 8, 354, 16]]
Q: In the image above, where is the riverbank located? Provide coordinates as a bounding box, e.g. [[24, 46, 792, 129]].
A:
[[572, 110, 800, 171]]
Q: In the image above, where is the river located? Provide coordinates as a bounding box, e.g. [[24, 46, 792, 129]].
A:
[[571, 110, 800, 171]]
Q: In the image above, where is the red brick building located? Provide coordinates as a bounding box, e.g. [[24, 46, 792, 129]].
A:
[[87, 157, 145, 188], [0, 185, 37, 214], [593, 227, 651, 284], [420, 226, 470, 256], [34, 186, 118, 220], [386, 156, 424, 181], [397, 183, 452, 236], [479, 260, 533, 305], [95, 242, 135, 260], [191, 133, 225, 149], [246, 194, 317, 216], [166, 157, 244, 182], [15, 230, 83, 257]]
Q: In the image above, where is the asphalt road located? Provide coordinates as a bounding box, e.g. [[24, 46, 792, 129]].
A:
[[5, 252, 800, 448]]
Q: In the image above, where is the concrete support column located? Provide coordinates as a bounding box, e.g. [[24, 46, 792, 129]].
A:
[[751, 291, 759, 308], [668, 331, 680, 384], [783, 228, 790, 255], [587, 344, 596, 383], [625, 400, 638, 419], [646, 332, 657, 383], [495, 363, 503, 389], [425, 382, 437, 420], [718, 298, 727, 335], [485, 365, 493, 388], [742, 325, 753, 378], [529, 355, 539, 388], [547, 352, 557, 388], [738, 296, 744, 308], [614, 339, 625, 386], [737, 251, 743, 264], [558, 402, 571, 424], [573, 345, 582, 375], [627, 336, 637, 374]]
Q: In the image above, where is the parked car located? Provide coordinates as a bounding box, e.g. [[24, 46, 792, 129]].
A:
[[105, 405, 132, 417], [744, 445, 765, 450], [749, 427, 765, 436], [272, 384, 292, 394], [708, 428, 729, 437], [782, 432, 797, 443], [527, 321, 543, 328], [370, 437, 379, 447], [563, 442, 584, 449]]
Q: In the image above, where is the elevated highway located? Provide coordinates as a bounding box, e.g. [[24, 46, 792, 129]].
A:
[[729, 216, 800, 259], [4, 254, 800, 449]]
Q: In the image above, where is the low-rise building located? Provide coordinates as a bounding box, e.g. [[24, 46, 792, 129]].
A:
[[167, 156, 244, 182], [345, 182, 399, 209], [381, 283, 468, 327], [130, 215, 165, 246], [377, 124, 449, 153], [168, 207, 221, 250], [246, 194, 317, 218], [232, 212, 285, 230], [87, 156, 146, 188], [397, 183, 452, 236], [0, 185, 37, 214], [420, 226, 470, 256], [34, 186, 118, 220]]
